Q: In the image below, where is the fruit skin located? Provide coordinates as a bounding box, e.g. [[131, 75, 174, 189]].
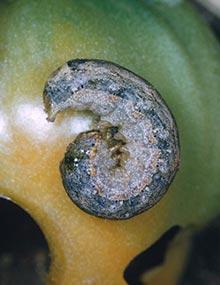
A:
[[0, 0, 219, 284]]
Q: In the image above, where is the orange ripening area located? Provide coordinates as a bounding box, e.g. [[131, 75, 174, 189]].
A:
[[0, 91, 173, 284]]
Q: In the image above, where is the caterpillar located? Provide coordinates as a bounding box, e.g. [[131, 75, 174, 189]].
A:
[[43, 59, 180, 219]]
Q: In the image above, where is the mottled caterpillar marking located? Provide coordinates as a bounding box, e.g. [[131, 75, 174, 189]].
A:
[[43, 59, 180, 219]]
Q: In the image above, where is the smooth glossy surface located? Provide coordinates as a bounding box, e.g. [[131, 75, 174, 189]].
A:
[[0, 0, 219, 284]]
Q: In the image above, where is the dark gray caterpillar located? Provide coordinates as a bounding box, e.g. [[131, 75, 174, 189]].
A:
[[43, 59, 180, 219]]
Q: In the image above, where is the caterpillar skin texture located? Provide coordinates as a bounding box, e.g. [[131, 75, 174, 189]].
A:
[[43, 59, 180, 219]]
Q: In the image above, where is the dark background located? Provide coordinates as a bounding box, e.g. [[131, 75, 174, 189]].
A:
[[0, 1, 219, 285]]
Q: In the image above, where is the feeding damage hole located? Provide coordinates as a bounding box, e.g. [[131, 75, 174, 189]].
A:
[[124, 225, 181, 285], [0, 198, 50, 285]]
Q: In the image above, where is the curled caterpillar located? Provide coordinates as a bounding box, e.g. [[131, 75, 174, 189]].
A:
[[43, 59, 180, 219]]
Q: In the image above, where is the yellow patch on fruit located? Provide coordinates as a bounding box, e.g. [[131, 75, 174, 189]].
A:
[[0, 0, 219, 284]]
